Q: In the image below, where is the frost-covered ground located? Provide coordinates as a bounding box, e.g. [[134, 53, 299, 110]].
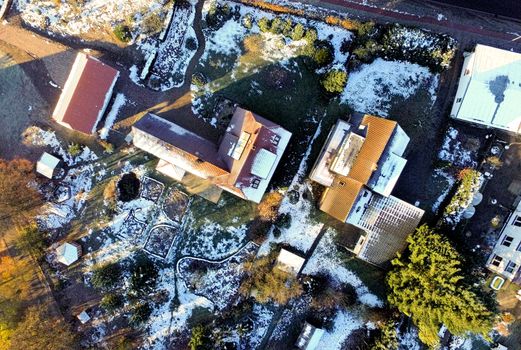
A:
[[342, 58, 439, 116], [438, 126, 479, 168], [181, 221, 249, 260], [16, 0, 168, 39]]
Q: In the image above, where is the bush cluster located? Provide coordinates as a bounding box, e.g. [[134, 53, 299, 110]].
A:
[[113, 24, 132, 43], [142, 12, 163, 35], [321, 69, 348, 95], [206, 3, 238, 29], [117, 172, 140, 202]]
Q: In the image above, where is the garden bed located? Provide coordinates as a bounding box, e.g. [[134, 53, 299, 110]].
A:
[[144, 224, 179, 258], [140, 176, 165, 203], [162, 189, 190, 222]]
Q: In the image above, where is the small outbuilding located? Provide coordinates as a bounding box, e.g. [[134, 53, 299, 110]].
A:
[[295, 322, 325, 350], [56, 242, 82, 266], [36, 152, 61, 179], [276, 248, 306, 275], [77, 310, 91, 324]]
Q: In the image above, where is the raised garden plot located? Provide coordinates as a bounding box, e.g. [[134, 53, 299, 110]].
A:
[[177, 242, 258, 310], [162, 189, 190, 222], [144, 224, 179, 259], [140, 176, 165, 203], [115, 212, 147, 239]]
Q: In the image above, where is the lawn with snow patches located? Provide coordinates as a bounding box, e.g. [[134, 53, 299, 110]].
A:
[[23, 126, 97, 166], [302, 229, 383, 308], [438, 126, 479, 168], [342, 58, 439, 117], [316, 310, 364, 350], [177, 242, 257, 311], [16, 0, 168, 41], [181, 221, 249, 260], [99, 93, 126, 140]]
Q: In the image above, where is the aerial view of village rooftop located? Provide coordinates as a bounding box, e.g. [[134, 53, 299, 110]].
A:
[[1, 0, 521, 349]]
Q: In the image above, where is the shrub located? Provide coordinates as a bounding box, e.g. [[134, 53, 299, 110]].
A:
[[242, 13, 253, 29], [248, 219, 271, 243], [282, 19, 293, 37], [291, 23, 305, 41], [186, 37, 197, 51], [99, 140, 114, 154], [240, 253, 303, 304], [129, 302, 152, 326], [142, 12, 163, 35], [206, 3, 232, 29], [100, 293, 124, 314], [113, 24, 132, 43], [312, 44, 334, 67], [189, 325, 205, 350], [258, 17, 271, 33], [270, 17, 284, 34], [321, 69, 348, 95], [68, 143, 82, 157], [275, 213, 291, 229], [257, 192, 283, 222], [442, 168, 482, 225], [191, 73, 207, 88], [117, 172, 140, 202], [91, 262, 121, 290], [303, 28, 318, 45]]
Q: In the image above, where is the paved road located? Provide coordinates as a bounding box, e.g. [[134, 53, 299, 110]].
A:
[[313, 0, 520, 42], [430, 0, 521, 21]]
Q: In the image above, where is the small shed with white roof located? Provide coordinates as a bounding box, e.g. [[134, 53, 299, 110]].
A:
[[77, 310, 91, 324], [295, 322, 325, 350], [56, 242, 82, 266], [36, 152, 61, 179], [276, 248, 306, 275]]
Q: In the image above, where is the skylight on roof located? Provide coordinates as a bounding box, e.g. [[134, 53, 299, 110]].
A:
[[229, 132, 250, 160]]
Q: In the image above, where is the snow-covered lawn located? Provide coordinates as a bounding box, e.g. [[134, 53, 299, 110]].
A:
[[317, 310, 363, 350], [342, 58, 439, 117], [181, 221, 249, 260]]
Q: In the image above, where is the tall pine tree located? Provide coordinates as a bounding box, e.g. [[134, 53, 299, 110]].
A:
[[387, 225, 494, 348]]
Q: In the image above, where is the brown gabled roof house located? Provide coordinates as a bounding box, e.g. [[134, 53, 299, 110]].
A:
[[52, 52, 119, 134], [132, 107, 292, 203], [309, 115, 423, 265]]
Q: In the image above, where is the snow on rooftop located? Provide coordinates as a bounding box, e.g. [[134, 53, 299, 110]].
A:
[[276, 248, 305, 275], [342, 58, 439, 117], [77, 310, 91, 324], [56, 242, 80, 266], [370, 152, 407, 197], [451, 45, 521, 133], [240, 127, 291, 203], [36, 152, 60, 179], [251, 148, 277, 179]]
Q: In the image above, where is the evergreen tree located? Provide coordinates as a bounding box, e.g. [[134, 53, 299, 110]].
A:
[[370, 320, 398, 350], [386, 225, 494, 348], [321, 69, 348, 94]]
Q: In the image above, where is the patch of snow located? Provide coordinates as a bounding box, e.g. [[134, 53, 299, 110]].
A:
[[316, 310, 363, 350], [99, 93, 126, 140], [438, 126, 478, 167], [342, 58, 439, 116], [302, 229, 383, 308]]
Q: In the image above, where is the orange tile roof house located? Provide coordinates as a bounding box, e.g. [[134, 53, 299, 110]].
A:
[[52, 52, 120, 134], [309, 115, 424, 265], [132, 107, 291, 203]]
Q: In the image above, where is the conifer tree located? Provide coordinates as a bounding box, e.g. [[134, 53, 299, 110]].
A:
[[387, 225, 494, 348]]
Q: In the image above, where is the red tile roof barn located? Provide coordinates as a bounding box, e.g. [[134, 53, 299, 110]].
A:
[[52, 52, 119, 134]]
